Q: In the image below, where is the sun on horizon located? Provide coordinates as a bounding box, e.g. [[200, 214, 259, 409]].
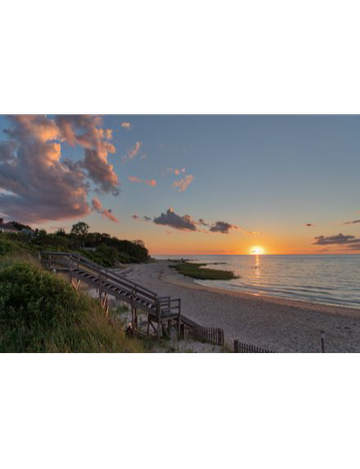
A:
[[250, 246, 265, 255]]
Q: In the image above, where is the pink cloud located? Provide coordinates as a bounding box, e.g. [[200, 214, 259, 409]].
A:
[[0, 115, 119, 223], [56, 115, 119, 195], [122, 141, 142, 163], [91, 197, 119, 223], [165, 167, 186, 176], [121, 122, 132, 130], [128, 176, 142, 183], [172, 174, 194, 192], [128, 176, 157, 187]]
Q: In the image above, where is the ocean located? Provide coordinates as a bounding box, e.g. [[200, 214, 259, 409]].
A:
[[155, 255, 360, 309]]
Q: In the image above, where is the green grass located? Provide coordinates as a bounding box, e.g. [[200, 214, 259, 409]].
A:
[[170, 262, 238, 280], [0, 259, 144, 353]]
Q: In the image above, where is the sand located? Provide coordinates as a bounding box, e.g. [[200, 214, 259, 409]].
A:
[[116, 260, 360, 353]]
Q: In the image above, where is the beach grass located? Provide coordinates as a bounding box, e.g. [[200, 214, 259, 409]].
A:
[[170, 261, 237, 281], [0, 259, 144, 353]]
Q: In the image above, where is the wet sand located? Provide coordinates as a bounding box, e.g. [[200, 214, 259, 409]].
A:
[[117, 261, 360, 353]]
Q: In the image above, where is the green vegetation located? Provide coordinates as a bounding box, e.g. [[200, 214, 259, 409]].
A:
[[0, 220, 151, 267], [0, 258, 144, 353], [170, 262, 238, 280], [0, 222, 151, 352]]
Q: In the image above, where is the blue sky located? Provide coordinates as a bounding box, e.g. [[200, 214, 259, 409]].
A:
[[0, 115, 359, 254]]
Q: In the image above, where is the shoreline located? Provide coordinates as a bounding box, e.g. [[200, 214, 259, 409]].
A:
[[160, 263, 360, 318], [119, 261, 360, 352], [193, 279, 360, 316]]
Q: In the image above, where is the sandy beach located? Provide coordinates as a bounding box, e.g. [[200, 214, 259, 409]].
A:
[[118, 260, 360, 353]]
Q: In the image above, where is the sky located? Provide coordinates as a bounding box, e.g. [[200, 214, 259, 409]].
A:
[[0, 114, 359, 255]]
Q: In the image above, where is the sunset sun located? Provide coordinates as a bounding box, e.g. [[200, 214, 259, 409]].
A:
[[250, 246, 265, 255]]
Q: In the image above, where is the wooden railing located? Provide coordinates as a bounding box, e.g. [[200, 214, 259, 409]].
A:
[[39, 251, 182, 338], [40, 251, 156, 297]]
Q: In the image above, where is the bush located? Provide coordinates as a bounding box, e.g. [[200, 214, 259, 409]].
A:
[[0, 234, 31, 257], [0, 261, 144, 353]]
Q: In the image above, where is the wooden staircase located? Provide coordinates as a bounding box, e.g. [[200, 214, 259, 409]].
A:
[[39, 251, 181, 338]]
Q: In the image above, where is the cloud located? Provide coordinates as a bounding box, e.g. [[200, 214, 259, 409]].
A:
[[91, 197, 118, 223], [132, 214, 151, 222], [122, 141, 142, 163], [82, 148, 119, 195], [102, 209, 118, 223], [172, 174, 194, 192], [198, 218, 209, 227], [343, 219, 360, 225], [148, 207, 254, 236], [153, 207, 197, 231], [166, 167, 186, 176], [306, 223, 315, 227], [314, 233, 360, 250], [56, 115, 119, 195], [209, 221, 239, 234], [127, 176, 157, 187], [0, 141, 18, 162], [0, 115, 119, 223], [121, 122, 132, 130]]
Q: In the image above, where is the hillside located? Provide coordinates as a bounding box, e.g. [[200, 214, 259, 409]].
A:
[[0, 220, 150, 267], [0, 258, 144, 353]]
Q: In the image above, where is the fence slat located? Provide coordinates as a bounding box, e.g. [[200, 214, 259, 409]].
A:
[[185, 323, 225, 346], [234, 340, 273, 353]]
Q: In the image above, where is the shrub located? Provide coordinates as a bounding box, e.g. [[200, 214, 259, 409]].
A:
[[0, 261, 144, 353]]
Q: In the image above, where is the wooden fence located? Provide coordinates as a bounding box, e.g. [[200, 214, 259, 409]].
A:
[[180, 315, 224, 346], [234, 340, 273, 353], [188, 326, 224, 346]]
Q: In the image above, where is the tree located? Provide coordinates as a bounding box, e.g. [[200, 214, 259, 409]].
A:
[[8, 221, 32, 231], [71, 222, 90, 247], [133, 239, 145, 248], [55, 228, 66, 237]]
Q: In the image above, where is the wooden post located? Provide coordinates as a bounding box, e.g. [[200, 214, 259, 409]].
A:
[[69, 258, 73, 282], [157, 300, 161, 339], [99, 273, 103, 300], [167, 320, 171, 336], [234, 340, 239, 353], [131, 306, 136, 334], [178, 298, 181, 339], [321, 331, 325, 353], [180, 323, 185, 340]]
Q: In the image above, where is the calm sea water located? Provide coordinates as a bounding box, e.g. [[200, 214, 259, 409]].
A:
[[155, 255, 360, 309]]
